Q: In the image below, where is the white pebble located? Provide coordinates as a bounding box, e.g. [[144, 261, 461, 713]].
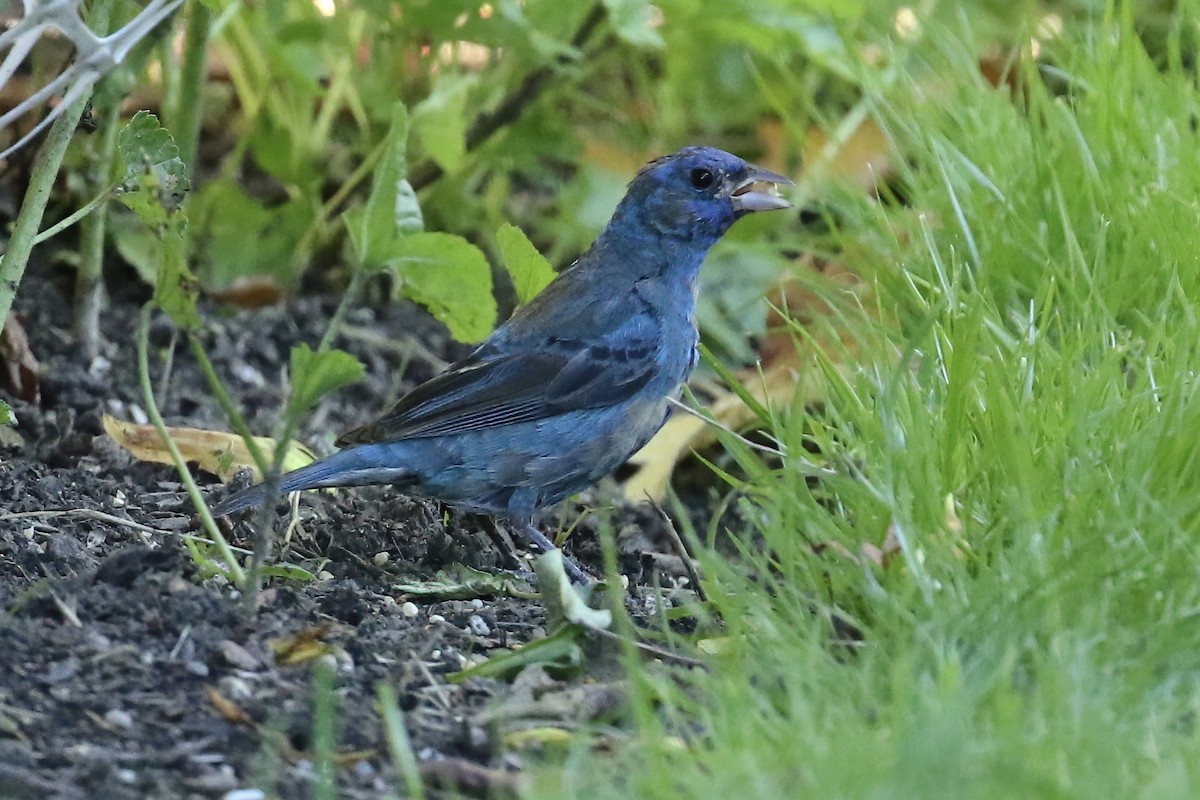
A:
[[428, 613, 445, 624], [467, 615, 490, 637], [223, 790, 266, 800], [400, 601, 419, 618], [373, 552, 389, 566], [316, 570, 335, 581], [470, 598, 484, 609]]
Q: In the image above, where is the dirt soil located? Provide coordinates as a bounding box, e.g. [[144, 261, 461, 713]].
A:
[[0, 263, 712, 799]]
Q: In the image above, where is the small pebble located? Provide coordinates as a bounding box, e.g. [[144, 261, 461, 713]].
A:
[[218, 675, 254, 701], [400, 601, 419, 618], [373, 552, 389, 566], [428, 613, 445, 624], [116, 768, 137, 785], [223, 791, 266, 800], [466, 615, 490, 637], [104, 709, 134, 731], [185, 660, 210, 677], [316, 570, 335, 581], [470, 598, 484, 609]]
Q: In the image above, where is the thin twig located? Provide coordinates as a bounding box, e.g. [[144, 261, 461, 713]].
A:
[[589, 626, 707, 669]]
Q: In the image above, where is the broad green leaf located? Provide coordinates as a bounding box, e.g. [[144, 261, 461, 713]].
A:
[[0, 400, 15, 426], [536, 550, 611, 631], [412, 75, 473, 173], [116, 111, 190, 226], [600, 0, 664, 48], [387, 232, 497, 343], [286, 345, 365, 419], [189, 178, 312, 287], [346, 101, 422, 271], [496, 223, 556, 305]]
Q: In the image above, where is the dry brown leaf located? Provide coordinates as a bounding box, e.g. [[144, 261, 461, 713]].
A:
[[1, 314, 41, 404], [206, 686, 255, 727], [208, 276, 286, 308], [102, 414, 314, 483], [270, 623, 336, 666]]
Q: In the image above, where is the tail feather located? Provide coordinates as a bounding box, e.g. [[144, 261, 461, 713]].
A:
[[211, 446, 415, 517]]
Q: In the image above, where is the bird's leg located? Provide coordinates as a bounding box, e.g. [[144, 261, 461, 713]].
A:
[[516, 522, 592, 585]]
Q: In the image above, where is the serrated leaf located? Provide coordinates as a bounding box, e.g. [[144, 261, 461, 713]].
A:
[[497, 223, 556, 305], [412, 75, 473, 173], [346, 102, 422, 271], [286, 345, 365, 419], [387, 232, 497, 343], [600, 0, 664, 48], [116, 111, 190, 224]]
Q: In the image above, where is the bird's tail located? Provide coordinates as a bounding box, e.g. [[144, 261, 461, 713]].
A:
[[210, 445, 415, 517]]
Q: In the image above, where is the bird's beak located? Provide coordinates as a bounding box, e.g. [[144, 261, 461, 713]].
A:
[[730, 164, 794, 212]]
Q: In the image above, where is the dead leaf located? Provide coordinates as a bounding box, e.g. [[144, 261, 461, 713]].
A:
[[270, 623, 335, 666], [102, 414, 314, 483], [0, 314, 41, 403], [208, 276, 286, 308], [206, 687, 255, 727]]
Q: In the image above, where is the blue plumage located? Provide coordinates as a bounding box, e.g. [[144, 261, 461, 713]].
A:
[[214, 146, 792, 581]]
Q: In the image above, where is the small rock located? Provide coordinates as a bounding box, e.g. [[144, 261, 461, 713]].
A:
[[218, 675, 254, 701], [316, 570, 335, 581], [185, 660, 210, 677], [428, 613, 445, 624], [223, 790, 266, 800], [470, 598, 484, 609], [219, 640, 262, 671], [466, 615, 490, 637], [115, 768, 137, 785], [373, 552, 389, 566], [104, 709, 134, 732], [400, 601, 419, 618]]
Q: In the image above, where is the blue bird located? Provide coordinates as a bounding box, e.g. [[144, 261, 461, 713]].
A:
[[213, 146, 792, 582]]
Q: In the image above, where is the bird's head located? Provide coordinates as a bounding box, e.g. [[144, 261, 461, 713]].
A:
[[618, 146, 793, 248]]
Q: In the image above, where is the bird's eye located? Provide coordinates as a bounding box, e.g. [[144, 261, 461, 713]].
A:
[[690, 167, 715, 190]]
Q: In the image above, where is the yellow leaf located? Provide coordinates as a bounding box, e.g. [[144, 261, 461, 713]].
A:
[[102, 414, 314, 483]]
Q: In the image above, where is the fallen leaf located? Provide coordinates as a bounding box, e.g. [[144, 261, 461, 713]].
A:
[[102, 414, 314, 482], [206, 687, 255, 727], [270, 623, 336, 666], [208, 275, 286, 308], [0, 314, 40, 403], [393, 565, 534, 600]]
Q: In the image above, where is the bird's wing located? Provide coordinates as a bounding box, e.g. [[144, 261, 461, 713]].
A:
[[336, 344, 656, 444]]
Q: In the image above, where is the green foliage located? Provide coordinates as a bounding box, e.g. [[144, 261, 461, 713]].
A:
[[0, 400, 14, 426], [285, 344, 365, 421], [115, 112, 198, 329], [496, 222, 557, 304], [388, 233, 497, 344], [344, 102, 421, 271], [524, 13, 1200, 799]]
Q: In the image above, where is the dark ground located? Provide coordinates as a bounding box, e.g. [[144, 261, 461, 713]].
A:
[[0, 263, 717, 799]]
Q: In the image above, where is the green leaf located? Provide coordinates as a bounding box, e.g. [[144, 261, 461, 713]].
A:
[[412, 75, 473, 173], [116, 111, 190, 226], [496, 223, 556, 305], [154, 217, 200, 330], [286, 345, 365, 420], [600, 0, 664, 48], [387, 232, 497, 343], [448, 626, 585, 683], [393, 565, 536, 600], [536, 550, 612, 632], [259, 564, 317, 581], [346, 102, 422, 271], [0, 400, 15, 426]]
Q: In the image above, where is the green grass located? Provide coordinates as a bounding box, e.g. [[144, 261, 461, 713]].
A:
[[527, 13, 1200, 799]]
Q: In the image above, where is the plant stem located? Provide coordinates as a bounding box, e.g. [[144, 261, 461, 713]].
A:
[[138, 305, 246, 585], [318, 268, 367, 353], [170, 0, 211, 173], [74, 103, 122, 362], [33, 187, 116, 245]]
